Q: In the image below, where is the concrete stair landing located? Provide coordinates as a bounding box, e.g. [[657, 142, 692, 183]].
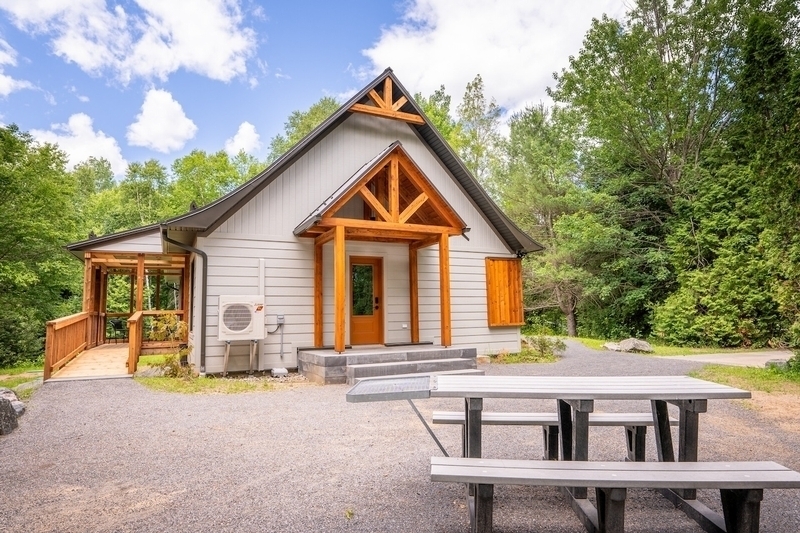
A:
[[298, 345, 481, 385]]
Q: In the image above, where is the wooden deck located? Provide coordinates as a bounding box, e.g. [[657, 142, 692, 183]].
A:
[[49, 343, 131, 381]]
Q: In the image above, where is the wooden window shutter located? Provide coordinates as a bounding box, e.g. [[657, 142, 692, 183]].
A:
[[485, 257, 524, 327]]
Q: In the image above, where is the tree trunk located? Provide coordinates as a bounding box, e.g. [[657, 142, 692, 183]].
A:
[[566, 307, 578, 337]]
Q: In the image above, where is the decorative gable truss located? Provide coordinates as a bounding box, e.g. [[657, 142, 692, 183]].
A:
[[295, 142, 466, 248], [349, 76, 425, 125]]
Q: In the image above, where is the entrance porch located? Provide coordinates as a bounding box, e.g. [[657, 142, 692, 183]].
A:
[[298, 344, 481, 385]]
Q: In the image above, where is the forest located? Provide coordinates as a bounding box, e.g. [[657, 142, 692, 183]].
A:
[[2, 0, 799, 367]]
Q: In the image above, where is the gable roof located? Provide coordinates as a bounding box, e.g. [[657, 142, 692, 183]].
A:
[[164, 68, 542, 254]]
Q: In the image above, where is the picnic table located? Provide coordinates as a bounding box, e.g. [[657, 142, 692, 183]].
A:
[[347, 373, 754, 533], [430, 374, 751, 533]]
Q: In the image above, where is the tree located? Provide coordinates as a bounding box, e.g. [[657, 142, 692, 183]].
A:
[[495, 105, 621, 336], [118, 160, 169, 228], [415, 85, 463, 151], [0, 125, 81, 365], [167, 150, 250, 215], [267, 96, 340, 163], [456, 75, 502, 184], [548, 0, 751, 338]]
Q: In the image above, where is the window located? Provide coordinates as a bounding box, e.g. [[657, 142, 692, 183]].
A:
[[485, 257, 524, 327]]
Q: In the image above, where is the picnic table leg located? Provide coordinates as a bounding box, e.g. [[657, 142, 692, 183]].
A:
[[465, 397, 483, 532], [475, 484, 494, 533], [596, 487, 627, 533], [561, 399, 593, 499], [674, 399, 706, 500], [557, 399, 573, 461], [720, 488, 762, 533], [651, 400, 675, 462]]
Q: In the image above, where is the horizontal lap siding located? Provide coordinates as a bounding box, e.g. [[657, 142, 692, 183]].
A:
[[93, 229, 164, 253], [201, 113, 521, 367], [201, 236, 315, 372], [418, 247, 521, 355]]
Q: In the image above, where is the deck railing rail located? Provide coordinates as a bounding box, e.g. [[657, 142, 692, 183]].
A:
[[44, 312, 90, 381]]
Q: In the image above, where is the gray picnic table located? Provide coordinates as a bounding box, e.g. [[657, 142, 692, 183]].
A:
[[347, 374, 752, 533]]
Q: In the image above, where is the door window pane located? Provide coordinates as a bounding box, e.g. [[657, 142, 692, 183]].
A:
[[352, 265, 374, 316]]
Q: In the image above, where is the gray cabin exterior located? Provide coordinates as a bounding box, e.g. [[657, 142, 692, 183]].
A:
[[68, 69, 541, 377]]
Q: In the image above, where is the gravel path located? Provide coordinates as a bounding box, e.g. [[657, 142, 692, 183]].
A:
[[2, 341, 799, 532]]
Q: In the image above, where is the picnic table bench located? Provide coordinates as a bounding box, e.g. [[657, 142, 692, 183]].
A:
[[431, 456, 800, 533], [432, 410, 679, 461]]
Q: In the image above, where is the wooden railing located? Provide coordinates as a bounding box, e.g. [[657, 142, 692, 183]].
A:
[[127, 312, 144, 374], [44, 312, 90, 381], [127, 310, 186, 374]]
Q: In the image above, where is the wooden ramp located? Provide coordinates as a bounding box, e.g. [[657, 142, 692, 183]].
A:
[[49, 343, 131, 381]]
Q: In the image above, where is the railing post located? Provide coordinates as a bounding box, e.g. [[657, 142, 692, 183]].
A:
[[44, 321, 55, 381]]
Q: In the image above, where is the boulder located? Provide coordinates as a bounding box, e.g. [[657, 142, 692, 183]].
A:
[[765, 359, 788, 370], [0, 388, 24, 417], [603, 342, 622, 352], [0, 397, 18, 435], [617, 338, 654, 353]]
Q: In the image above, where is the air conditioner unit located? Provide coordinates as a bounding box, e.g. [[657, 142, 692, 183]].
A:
[[218, 295, 266, 341]]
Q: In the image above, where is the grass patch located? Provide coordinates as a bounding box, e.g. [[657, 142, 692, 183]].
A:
[[574, 337, 755, 356], [491, 348, 558, 364], [690, 365, 800, 394], [135, 375, 276, 394], [138, 354, 169, 367], [0, 376, 36, 390], [0, 362, 43, 376]]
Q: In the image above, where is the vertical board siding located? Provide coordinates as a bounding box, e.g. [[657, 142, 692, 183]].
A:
[[485, 257, 524, 327]]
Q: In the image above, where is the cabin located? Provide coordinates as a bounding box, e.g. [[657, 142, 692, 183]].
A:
[[48, 69, 541, 384]]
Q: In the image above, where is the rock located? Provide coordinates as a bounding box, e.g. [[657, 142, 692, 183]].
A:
[[618, 338, 654, 353], [765, 359, 788, 370], [0, 397, 18, 435], [0, 388, 24, 417], [603, 342, 622, 352]]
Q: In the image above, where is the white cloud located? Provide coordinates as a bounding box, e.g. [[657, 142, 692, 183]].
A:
[[127, 88, 197, 153], [224, 121, 261, 155], [0, 38, 33, 96], [361, 0, 628, 115], [30, 113, 128, 176], [0, 0, 257, 83]]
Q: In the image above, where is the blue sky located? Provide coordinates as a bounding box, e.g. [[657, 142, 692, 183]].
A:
[[0, 0, 627, 177]]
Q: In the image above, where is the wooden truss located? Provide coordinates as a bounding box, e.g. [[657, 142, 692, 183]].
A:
[[349, 77, 425, 125]]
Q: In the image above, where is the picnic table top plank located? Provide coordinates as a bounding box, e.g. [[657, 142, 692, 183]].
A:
[[430, 375, 751, 400]]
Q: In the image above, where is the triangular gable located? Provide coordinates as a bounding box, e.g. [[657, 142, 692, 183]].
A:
[[294, 142, 465, 242], [155, 68, 542, 254]]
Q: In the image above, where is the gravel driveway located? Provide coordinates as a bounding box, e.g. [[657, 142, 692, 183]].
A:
[[2, 341, 799, 532]]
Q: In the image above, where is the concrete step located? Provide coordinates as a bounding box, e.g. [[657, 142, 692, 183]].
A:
[[346, 357, 477, 385], [341, 346, 477, 366], [352, 368, 485, 384]]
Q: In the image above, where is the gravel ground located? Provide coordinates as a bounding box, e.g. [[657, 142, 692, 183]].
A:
[[2, 340, 799, 533]]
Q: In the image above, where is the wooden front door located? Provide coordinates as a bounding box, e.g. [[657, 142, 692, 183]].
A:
[[350, 256, 383, 345]]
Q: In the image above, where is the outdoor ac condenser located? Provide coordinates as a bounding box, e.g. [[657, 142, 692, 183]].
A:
[[217, 295, 266, 341]]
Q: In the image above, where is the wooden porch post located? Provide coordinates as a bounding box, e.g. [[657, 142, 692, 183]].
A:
[[409, 246, 419, 343], [136, 254, 145, 311], [439, 233, 451, 347], [314, 242, 324, 347], [83, 253, 93, 346], [333, 226, 346, 353], [99, 266, 108, 345]]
